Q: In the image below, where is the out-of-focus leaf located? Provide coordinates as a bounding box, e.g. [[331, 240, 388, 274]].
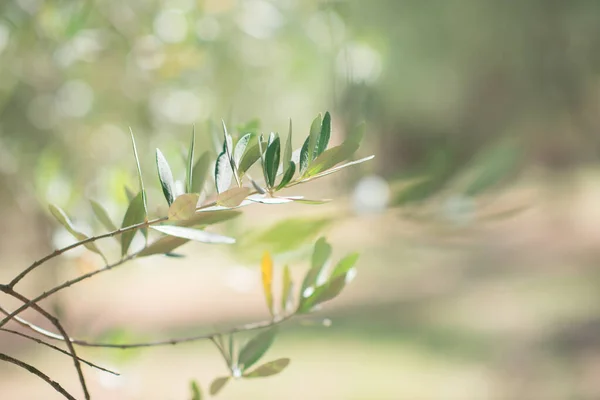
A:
[[228, 334, 236, 367], [248, 195, 293, 204], [238, 328, 277, 372], [151, 225, 236, 244], [264, 135, 281, 188], [299, 136, 310, 175], [298, 273, 348, 313], [463, 139, 521, 196], [191, 151, 211, 194], [261, 251, 274, 316], [300, 237, 331, 296], [217, 187, 251, 208], [48, 204, 105, 260], [138, 236, 189, 257], [243, 358, 290, 378], [65, 0, 93, 37], [281, 265, 292, 314], [276, 161, 295, 190], [121, 192, 146, 256], [164, 252, 185, 258], [236, 118, 261, 136], [186, 127, 195, 193], [283, 120, 293, 175], [156, 149, 176, 205], [168, 194, 199, 221], [124, 186, 135, 203], [209, 377, 230, 396], [288, 198, 331, 205], [304, 155, 374, 181], [176, 210, 242, 227], [190, 380, 202, 400], [90, 200, 117, 232], [316, 111, 331, 158], [234, 133, 254, 168], [130, 129, 148, 217], [330, 253, 359, 280], [307, 113, 322, 162]]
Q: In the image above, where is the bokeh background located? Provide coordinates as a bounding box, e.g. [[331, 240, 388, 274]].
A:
[[2, 0, 600, 399]]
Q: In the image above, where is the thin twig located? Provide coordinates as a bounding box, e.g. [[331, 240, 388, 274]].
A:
[[1, 328, 120, 375], [0, 287, 90, 400], [0, 352, 77, 400]]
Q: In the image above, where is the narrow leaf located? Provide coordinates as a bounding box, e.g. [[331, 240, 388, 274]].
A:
[[138, 236, 189, 257], [90, 200, 117, 232], [330, 253, 359, 280], [168, 194, 199, 221], [298, 273, 348, 313], [215, 147, 233, 193], [261, 251, 274, 316], [265, 135, 281, 188], [288, 198, 331, 205], [124, 186, 135, 203], [130, 128, 148, 217], [228, 335, 236, 368], [316, 111, 331, 157], [151, 225, 236, 244], [222, 120, 240, 186], [156, 148, 176, 205], [217, 187, 251, 208], [48, 204, 105, 260], [237, 136, 266, 176], [299, 136, 310, 175], [300, 237, 332, 297], [190, 380, 202, 400], [234, 133, 254, 168], [243, 358, 290, 378], [186, 126, 195, 193], [281, 265, 292, 314], [307, 113, 322, 162], [191, 151, 210, 194], [121, 192, 146, 256], [276, 161, 295, 190], [209, 377, 230, 396], [258, 134, 269, 185], [304, 155, 375, 182], [176, 210, 242, 228], [283, 119, 293, 175], [238, 328, 277, 371]]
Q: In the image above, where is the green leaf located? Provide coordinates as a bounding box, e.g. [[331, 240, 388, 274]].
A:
[[190, 380, 202, 400], [264, 135, 281, 188], [298, 273, 348, 313], [90, 200, 117, 232], [307, 113, 322, 162], [304, 155, 374, 182], [156, 148, 176, 206], [215, 146, 233, 194], [283, 119, 293, 175], [191, 151, 211, 194], [121, 192, 146, 256], [330, 253, 359, 280], [124, 186, 135, 203], [168, 194, 199, 221], [299, 136, 310, 175], [243, 358, 290, 378], [228, 334, 236, 367], [176, 210, 242, 227], [48, 204, 106, 261], [316, 111, 331, 158], [237, 136, 266, 177], [130, 128, 148, 217], [209, 377, 230, 396], [151, 225, 236, 244], [138, 236, 189, 257], [217, 187, 251, 208], [234, 133, 254, 168], [281, 265, 293, 314], [238, 328, 277, 371], [300, 237, 332, 297], [276, 161, 295, 190], [186, 126, 195, 194], [222, 120, 240, 186]]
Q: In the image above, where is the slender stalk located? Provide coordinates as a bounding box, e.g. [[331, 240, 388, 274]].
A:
[[0, 328, 120, 375], [0, 352, 76, 400]]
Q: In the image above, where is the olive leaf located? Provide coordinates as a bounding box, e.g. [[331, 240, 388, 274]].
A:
[[121, 192, 146, 256], [238, 328, 277, 372], [156, 148, 176, 206]]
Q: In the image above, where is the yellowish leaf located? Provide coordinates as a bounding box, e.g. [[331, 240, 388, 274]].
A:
[[217, 187, 251, 208], [261, 250, 274, 316], [168, 193, 199, 221]]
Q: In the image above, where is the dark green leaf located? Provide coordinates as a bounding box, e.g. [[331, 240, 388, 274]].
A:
[[190, 380, 202, 400], [283, 119, 293, 175], [138, 236, 189, 257], [90, 200, 117, 232], [238, 328, 277, 371], [307, 113, 322, 162], [209, 377, 230, 396], [156, 148, 175, 206], [316, 111, 331, 158], [186, 126, 195, 193], [191, 151, 211, 194], [48, 204, 105, 260], [265, 135, 281, 188], [299, 136, 310, 175], [276, 161, 295, 190], [222, 120, 240, 185], [164, 252, 185, 258], [243, 358, 290, 378], [151, 225, 236, 244], [121, 192, 146, 256], [300, 237, 331, 297], [168, 193, 199, 221]]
